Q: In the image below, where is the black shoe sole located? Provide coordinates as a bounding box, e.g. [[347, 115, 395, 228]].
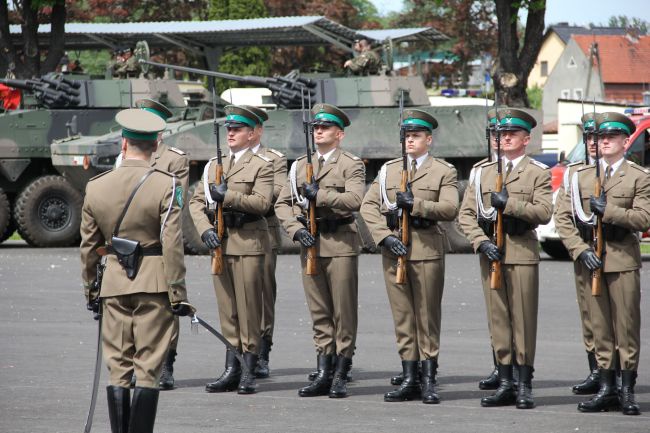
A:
[[237, 388, 256, 394], [205, 382, 239, 393], [478, 382, 499, 390]]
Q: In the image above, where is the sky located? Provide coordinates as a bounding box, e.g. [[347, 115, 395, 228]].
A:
[[369, 0, 650, 26]]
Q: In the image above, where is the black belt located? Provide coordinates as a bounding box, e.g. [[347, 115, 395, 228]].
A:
[[410, 216, 436, 229], [603, 223, 632, 241], [576, 220, 593, 242], [316, 215, 355, 233], [223, 211, 263, 228], [107, 245, 162, 256], [502, 216, 535, 236], [478, 217, 494, 237]]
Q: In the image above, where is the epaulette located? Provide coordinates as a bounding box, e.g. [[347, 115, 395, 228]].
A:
[[342, 151, 361, 161], [296, 154, 308, 161], [266, 148, 284, 158], [530, 159, 549, 170], [481, 160, 498, 168], [473, 157, 489, 168], [577, 164, 596, 172], [168, 146, 186, 156], [88, 169, 112, 182], [567, 161, 582, 167], [434, 157, 455, 169], [208, 155, 219, 162], [629, 162, 650, 174], [153, 168, 174, 177], [255, 153, 272, 163], [385, 157, 402, 165]]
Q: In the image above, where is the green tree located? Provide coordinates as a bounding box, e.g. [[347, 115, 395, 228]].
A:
[[607, 15, 648, 34]]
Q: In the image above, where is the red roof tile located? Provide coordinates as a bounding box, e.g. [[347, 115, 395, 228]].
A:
[[573, 34, 650, 84]]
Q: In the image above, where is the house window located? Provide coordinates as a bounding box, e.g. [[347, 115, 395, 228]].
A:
[[560, 89, 571, 99], [567, 56, 577, 68], [574, 88, 584, 100], [541, 61, 548, 77]]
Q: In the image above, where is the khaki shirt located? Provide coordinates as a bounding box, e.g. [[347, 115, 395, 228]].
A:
[[257, 145, 287, 249], [361, 156, 459, 260], [189, 149, 274, 256], [80, 159, 186, 303], [275, 148, 365, 257], [459, 156, 552, 264]]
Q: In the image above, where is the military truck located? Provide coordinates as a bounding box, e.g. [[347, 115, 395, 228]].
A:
[[0, 73, 189, 246], [51, 60, 542, 254]]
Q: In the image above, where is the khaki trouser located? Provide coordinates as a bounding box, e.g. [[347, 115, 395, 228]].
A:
[[589, 270, 641, 370], [489, 264, 539, 366], [261, 248, 278, 339], [382, 255, 444, 361], [213, 254, 264, 354], [300, 255, 358, 358], [574, 260, 595, 353], [102, 293, 174, 388]]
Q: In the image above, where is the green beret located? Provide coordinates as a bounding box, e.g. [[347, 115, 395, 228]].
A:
[[580, 112, 596, 133], [497, 108, 537, 133], [224, 105, 261, 128], [596, 112, 636, 136], [402, 109, 438, 132], [241, 105, 268, 124], [135, 98, 173, 121], [116, 108, 166, 141], [311, 103, 350, 129]]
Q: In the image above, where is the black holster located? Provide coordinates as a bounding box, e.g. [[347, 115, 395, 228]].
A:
[[223, 211, 262, 228], [411, 216, 435, 229], [502, 216, 535, 236], [385, 210, 399, 231], [603, 224, 632, 241], [110, 236, 142, 280], [316, 215, 355, 234], [576, 220, 593, 242], [478, 217, 494, 237]]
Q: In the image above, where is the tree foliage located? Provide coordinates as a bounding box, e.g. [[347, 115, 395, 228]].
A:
[[606, 15, 648, 35]]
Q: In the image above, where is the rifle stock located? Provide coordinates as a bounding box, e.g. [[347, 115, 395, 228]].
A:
[[396, 168, 409, 284], [490, 173, 503, 289], [591, 177, 603, 296], [211, 162, 224, 275], [305, 162, 318, 275]]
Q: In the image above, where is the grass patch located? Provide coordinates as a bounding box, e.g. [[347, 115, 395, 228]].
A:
[[641, 243, 650, 254]]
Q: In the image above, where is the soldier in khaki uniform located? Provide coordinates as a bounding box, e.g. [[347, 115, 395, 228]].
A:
[[189, 105, 273, 395], [360, 110, 458, 404], [80, 109, 191, 433], [275, 103, 365, 398], [553, 113, 602, 395], [243, 105, 287, 378], [573, 113, 650, 415], [459, 108, 552, 409]]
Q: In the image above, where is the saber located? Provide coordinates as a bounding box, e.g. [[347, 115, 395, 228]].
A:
[[191, 315, 249, 374], [83, 303, 103, 433]]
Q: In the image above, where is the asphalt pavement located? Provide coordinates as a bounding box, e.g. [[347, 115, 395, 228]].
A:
[[1, 243, 649, 433]]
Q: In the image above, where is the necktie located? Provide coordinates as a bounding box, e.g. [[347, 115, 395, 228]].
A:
[[228, 155, 235, 172], [605, 166, 612, 183], [315, 156, 324, 178], [505, 161, 513, 178], [410, 159, 418, 181]]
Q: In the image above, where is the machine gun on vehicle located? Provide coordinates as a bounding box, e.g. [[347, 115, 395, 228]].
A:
[[0, 74, 81, 108]]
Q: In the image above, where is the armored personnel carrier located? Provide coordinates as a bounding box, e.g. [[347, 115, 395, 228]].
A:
[[0, 73, 188, 246], [51, 60, 542, 253]]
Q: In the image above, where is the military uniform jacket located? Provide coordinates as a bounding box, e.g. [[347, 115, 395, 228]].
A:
[[554, 161, 592, 261], [189, 149, 274, 256], [258, 145, 287, 250], [458, 156, 552, 264], [80, 159, 186, 303], [361, 156, 458, 260], [152, 142, 190, 196], [275, 148, 365, 258], [564, 160, 650, 272]]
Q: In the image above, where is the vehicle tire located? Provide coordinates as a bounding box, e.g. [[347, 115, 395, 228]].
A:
[[540, 240, 570, 260], [443, 179, 473, 253], [14, 175, 83, 247], [0, 188, 10, 243], [182, 181, 209, 255], [0, 218, 16, 243]]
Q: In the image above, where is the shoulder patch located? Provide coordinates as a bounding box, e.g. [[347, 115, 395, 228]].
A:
[[530, 159, 549, 170], [88, 169, 112, 182], [342, 151, 361, 161], [255, 154, 272, 163], [267, 148, 284, 158], [168, 146, 186, 156]]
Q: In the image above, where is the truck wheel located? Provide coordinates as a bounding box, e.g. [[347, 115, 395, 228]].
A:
[[443, 179, 472, 253], [14, 175, 83, 247], [540, 240, 570, 260], [0, 188, 10, 243], [0, 218, 16, 243], [182, 181, 209, 255]]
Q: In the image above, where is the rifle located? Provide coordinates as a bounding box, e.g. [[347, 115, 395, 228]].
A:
[[489, 92, 503, 290], [581, 99, 589, 165], [591, 100, 603, 296], [301, 87, 317, 275], [210, 78, 224, 275], [395, 89, 408, 284], [485, 84, 492, 163]]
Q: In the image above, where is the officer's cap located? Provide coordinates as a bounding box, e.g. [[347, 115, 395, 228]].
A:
[[224, 105, 262, 129], [487, 108, 498, 130], [580, 112, 596, 133], [135, 98, 173, 121], [116, 108, 166, 141], [497, 108, 537, 133], [241, 105, 268, 124], [402, 109, 438, 132], [311, 103, 350, 129], [596, 112, 636, 136]]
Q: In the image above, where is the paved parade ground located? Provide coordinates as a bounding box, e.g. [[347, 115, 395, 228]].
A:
[[1, 244, 649, 433]]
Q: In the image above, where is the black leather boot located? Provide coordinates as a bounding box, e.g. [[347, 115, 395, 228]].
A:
[[384, 360, 421, 402], [578, 369, 619, 412], [479, 351, 499, 390], [159, 349, 176, 390], [481, 364, 516, 407], [309, 354, 351, 381], [300, 354, 333, 397], [255, 336, 272, 378], [128, 387, 158, 433], [106, 386, 130, 433], [238, 352, 258, 394], [329, 356, 353, 398], [516, 365, 535, 409], [421, 359, 440, 404], [205, 350, 241, 393], [620, 370, 640, 415], [572, 351, 600, 394], [390, 370, 404, 386]]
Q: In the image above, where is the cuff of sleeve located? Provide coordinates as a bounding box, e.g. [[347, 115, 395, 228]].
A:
[[472, 235, 490, 253], [410, 198, 423, 217], [168, 280, 187, 304], [602, 203, 618, 223], [316, 189, 328, 206], [572, 245, 590, 262], [223, 191, 238, 209]]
